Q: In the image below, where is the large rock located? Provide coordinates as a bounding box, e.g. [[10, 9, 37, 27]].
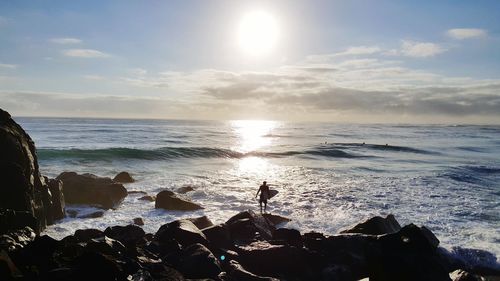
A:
[[47, 178, 65, 221], [177, 243, 221, 279], [155, 190, 203, 211], [226, 260, 280, 281], [226, 210, 275, 241], [155, 219, 208, 248], [341, 214, 401, 235], [187, 216, 214, 229], [113, 171, 135, 183], [56, 172, 127, 209], [104, 225, 146, 247], [0, 109, 65, 233]]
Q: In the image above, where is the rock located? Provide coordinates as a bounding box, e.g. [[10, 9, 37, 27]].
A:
[[104, 225, 145, 247], [177, 185, 195, 194], [450, 270, 484, 281], [133, 217, 144, 226], [178, 243, 221, 279], [155, 219, 208, 248], [202, 224, 233, 249], [0, 209, 37, 235], [128, 190, 147, 195], [77, 210, 104, 219], [85, 236, 127, 257], [8, 235, 60, 275], [341, 214, 401, 235], [138, 195, 155, 202], [72, 251, 126, 281], [47, 178, 65, 221], [226, 260, 280, 281], [0, 108, 65, 233], [56, 172, 128, 209], [226, 210, 275, 241], [368, 224, 451, 281], [0, 227, 36, 252], [262, 213, 291, 227], [74, 229, 105, 242], [187, 216, 214, 229], [155, 190, 203, 211], [273, 228, 303, 248], [113, 171, 135, 183], [66, 209, 78, 218]]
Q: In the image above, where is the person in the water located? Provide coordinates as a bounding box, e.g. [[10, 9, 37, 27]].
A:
[[255, 181, 271, 213]]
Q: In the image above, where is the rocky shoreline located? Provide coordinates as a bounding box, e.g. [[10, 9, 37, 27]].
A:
[[1, 108, 499, 280]]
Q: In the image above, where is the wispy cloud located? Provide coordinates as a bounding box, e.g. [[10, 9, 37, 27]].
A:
[[62, 49, 110, 58], [397, 40, 446, 57], [50, 37, 82, 44], [0, 63, 17, 69], [306, 46, 381, 62], [447, 28, 487, 40], [82, 75, 105, 80]]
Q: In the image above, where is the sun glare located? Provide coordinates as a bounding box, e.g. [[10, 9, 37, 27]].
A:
[[238, 11, 279, 56], [231, 120, 278, 153]]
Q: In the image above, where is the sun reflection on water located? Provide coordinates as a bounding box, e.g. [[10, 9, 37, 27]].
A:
[[230, 120, 278, 153]]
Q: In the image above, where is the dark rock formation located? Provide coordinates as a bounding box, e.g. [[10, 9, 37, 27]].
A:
[[341, 214, 401, 235], [155, 190, 203, 211], [177, 243, 221, 279], [226, 260, 280, 281], [133, 217, 144, 226], [138, 195, 155, 202], [77, 210, 104, 219], [104, 224, 145, 247], [177, 185, 195, 194], [56, 172, 127, 209], [226, 210, 275, 241], [155, 219, 208, 248], [187, 215, 214, 229], [113, 171, 135, 183], [0, 108, 65, 234]]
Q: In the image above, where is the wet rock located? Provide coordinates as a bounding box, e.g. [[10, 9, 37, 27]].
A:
[[113, 171, 135, 183], [85, 236, 127, 257], [56, 172, 128, 209], [128, 190, 147, 195], [72, 251, 126, 281], [78, 210, 104, 219], [262, 213, 291, 227], [0, 227, 36, 252], [226, 260, 280, 281], [177, 185, 195, 194], [187, 216, 214, 229], [226, 210, 275, 241], [368, 224, 451, 281], [47, 178, 65, 221], [104, 224, 146, 247], [9, 235, 60, 275], [155, 190, 203, 211], [133, 217, 144, 226], [273, 228, 303, 248], [177, 243, 221, 279], [202, 224, 232, 249], [74, 229, 105, 242], [341, 214, 401, 235], [138, 195, 155, 202], [0, 108, 64, 233], [0, 209, 37, 235], [66, 209, 78, 218], [450, 270, 484, 281], [155, 219, 208, 248]]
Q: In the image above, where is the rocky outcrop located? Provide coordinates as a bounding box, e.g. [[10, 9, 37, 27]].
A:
[[56, 172, 127, 209], [155, 190, 203, 211], [113, 171, 135, 183], [0, 108, 65, 234], [0, 211, 498, 281], [341, 214, 401, 235]]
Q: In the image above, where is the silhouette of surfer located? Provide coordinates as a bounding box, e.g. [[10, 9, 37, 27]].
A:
[[255, 181, 271, 213]]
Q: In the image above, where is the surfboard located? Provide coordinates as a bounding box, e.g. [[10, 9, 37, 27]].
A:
[[268, 189, 279, 199]]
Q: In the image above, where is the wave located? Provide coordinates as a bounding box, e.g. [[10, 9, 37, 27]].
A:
[[37, 146, 366, 161], [329, 142, 437, 155]]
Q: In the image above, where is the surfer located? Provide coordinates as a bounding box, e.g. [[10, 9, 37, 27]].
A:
[[255, 181, 271, 213]]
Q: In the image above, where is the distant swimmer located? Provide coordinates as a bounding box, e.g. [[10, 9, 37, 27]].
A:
[[255, 181, 271, 213]]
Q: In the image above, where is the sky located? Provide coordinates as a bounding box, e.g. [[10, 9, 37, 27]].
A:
[[1, 0, 499, 123]]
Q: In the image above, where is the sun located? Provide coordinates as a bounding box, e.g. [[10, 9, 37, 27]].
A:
[[238, 11, 279, 56]]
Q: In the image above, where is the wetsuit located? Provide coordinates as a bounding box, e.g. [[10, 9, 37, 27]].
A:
[[259, 184, 270, 204]]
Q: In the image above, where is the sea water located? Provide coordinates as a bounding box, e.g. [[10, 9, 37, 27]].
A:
[[15, 117, 500, 260]]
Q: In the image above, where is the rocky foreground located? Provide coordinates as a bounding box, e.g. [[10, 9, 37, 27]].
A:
[[1, 108, 499, 280]]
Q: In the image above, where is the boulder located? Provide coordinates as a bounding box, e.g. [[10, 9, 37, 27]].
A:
[[77, 211, 104, 219], [138, 195, 155, 202], [104, 225, 145, 247], [187, 216, 214, 229], [177, 185, 195, 194], [155, 190, 203, 211], [226, 260, 280, 281], [368, 224, 451, 281], [0, 226, 36, 252], [0, 209, 37, 235], [113, 171, 135, 183], [273, 228, 303, 248], [133, 217, 144, 226], [0, 108, 65, 233], [73, 229, 105, 242], [155, 219, 208, 248], [56, 172, 127, 209], [226, 210, 275, 241], [47, 178, 65, 221], [450, 270, 483, 281], [341, 214, 401, 235], [177, 243, 221, 279], [202, 224, 233, 249], [262, 213, 291, 227]]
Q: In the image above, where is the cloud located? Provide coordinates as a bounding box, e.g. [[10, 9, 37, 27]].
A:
[[82, 75, 105, 80], [50, 37, 82, 44], [62, 49, 110, 58], [306, 46, 381, 62], [398, 40, 447, 57], [447, 28, 487, 40], [0, 63, 17, 69]]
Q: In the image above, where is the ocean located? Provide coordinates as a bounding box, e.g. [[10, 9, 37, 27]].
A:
[[15, 117, 500, 259]]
